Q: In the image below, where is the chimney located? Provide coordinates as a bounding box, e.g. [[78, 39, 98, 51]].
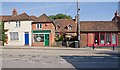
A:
[[115, 10, 119, 16], [12, 8, 18, 16]]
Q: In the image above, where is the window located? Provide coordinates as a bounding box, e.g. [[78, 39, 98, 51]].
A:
[[112, 33, 116, 44], [94, 33, 99, 44], [68, 25, 72, 30], [57, 25, 60, 30], [36, 23, 42, 29], [16, 21, 20, 27], [100, 33, 105, 44], [106, 33, 111, 44], [10, 32, 19, 40], [34, 34, 44, 42]]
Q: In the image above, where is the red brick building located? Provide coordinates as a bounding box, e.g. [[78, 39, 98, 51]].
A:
[[55, 19, 77, 38], [80, 11, 120, 47], [55, 11, 120, 47], [32, 14, 55, 47]]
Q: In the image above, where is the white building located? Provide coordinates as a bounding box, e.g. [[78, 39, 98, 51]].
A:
[[4, 9, 36, 46]]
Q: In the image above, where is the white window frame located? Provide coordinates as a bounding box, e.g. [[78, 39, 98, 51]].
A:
[[10, 32, 19, 40], [36, 23, 42, 29], [68, 25, 72, 30], [16, 21, 20, 27]]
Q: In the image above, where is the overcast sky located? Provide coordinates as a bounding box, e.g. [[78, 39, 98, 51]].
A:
[[1, 2, 119, 21]]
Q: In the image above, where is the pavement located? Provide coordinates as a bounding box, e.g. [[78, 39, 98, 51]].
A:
[[0, 46, 119, 70]]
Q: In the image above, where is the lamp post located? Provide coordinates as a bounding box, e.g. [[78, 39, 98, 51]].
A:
[[77, 0, 80, 48]]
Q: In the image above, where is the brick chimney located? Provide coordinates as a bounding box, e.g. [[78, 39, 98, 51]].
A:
[[12, 8, 18, 16]]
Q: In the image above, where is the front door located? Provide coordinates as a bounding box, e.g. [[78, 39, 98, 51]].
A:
[[45, 34, 49, 46], [25, 32, 29, 45]]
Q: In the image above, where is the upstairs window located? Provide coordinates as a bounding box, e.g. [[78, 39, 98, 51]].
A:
[[16, 21, 20, 27], [68, 25, 72, 30], [36, 23, 42, 29]]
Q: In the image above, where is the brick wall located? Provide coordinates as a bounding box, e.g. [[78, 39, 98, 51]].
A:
[[32, 23, 55, 30], [80, 33, 87, 47], [32, 22, 55, 47], [88, 33, 94, 46]]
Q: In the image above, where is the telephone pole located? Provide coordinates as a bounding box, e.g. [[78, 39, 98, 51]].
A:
[[77, 0, 80, 48]]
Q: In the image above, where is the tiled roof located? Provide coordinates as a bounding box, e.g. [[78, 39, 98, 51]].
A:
[[0, 16, 11, 21], [4, 12, 33, 21], [55, 19, 77, 32], [80, 21, 119, 31], [34, 14, 52, 22], [30, 16, 37, 21]]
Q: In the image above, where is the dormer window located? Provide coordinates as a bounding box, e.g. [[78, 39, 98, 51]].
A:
[[16, 21, 20, 27], [68, 25, 72, 30], [57, 25, 60, 30], [36, 23, 42, 29]]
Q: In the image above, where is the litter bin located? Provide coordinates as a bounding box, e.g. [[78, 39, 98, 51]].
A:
[[75, 41, 78, 48]]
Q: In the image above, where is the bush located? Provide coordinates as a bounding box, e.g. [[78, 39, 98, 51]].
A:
[[55, 35, 64, 42]]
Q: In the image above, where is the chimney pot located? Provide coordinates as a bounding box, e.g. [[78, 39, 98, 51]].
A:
[[12, 8, 18, 16]]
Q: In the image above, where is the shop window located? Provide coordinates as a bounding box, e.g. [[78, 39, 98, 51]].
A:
[[94, 33, 99, 44], [106, 33, 111, 44], [34, 34, 44, 42], [100, 33, 105, 44], [112, 33, 116, 44]]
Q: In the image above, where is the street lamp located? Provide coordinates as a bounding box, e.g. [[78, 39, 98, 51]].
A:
[[77, 0, 80, 48]]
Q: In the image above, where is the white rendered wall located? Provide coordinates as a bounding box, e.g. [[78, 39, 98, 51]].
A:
[[4, 21, 33, 46]]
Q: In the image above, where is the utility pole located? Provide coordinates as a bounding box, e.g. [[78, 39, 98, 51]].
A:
[[77, 0, 80, 48]]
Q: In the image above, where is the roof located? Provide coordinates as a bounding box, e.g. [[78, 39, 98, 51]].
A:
[[34, 14, 52, 22], [4, 12, 33, 21], [80, 21, 119, 32], [55, 19, 77, 32], [0, 16, 11, 21], [112, 16, 120, 21], [30, 16, 37, 21]]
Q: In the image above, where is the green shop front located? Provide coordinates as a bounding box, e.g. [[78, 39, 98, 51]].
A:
[[32, 30, 51, 46]]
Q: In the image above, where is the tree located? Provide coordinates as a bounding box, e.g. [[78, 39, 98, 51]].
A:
[[49, 13, 72, 20]]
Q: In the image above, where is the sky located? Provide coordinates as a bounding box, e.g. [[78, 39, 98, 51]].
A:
[[1, 2, 119, 21]]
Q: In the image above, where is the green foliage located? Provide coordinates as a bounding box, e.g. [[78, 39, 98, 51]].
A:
[[55, 35, 64, 42], [49, 13, 72, 20]]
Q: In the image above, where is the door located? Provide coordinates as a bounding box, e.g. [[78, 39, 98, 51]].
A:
[[25, 32, 29, 45], [45, 34, 49, 46]]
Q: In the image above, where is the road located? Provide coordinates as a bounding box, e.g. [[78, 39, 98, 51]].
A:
[[0, 47, 119, 70]]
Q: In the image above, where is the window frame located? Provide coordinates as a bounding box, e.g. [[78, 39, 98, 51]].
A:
[[10, 32, 19, 41], [68, 25, 72, 30], [16, 21, 20, 27], [36, 23, 42, 29]]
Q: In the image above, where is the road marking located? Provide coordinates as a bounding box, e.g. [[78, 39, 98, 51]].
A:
[[73, 57, 84, 59], [91, 57, 104, 59]]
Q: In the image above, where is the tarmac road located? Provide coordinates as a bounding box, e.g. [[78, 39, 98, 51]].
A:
[[0, 47, 119, 70]]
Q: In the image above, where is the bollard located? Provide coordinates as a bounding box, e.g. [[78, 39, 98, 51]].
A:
[[113, 44, 115, 50], [93, 44, 95, 50]]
